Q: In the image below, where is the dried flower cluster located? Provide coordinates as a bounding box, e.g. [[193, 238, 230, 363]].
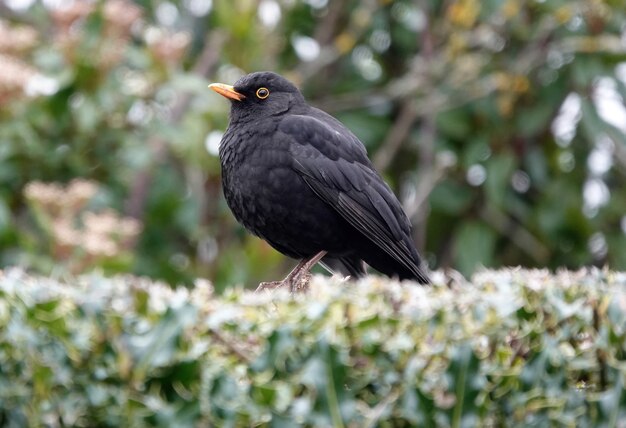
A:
[[24, 179, 142, 273], [50, 1, 94, 29], [0, 20, 39, 105], [24, 179, 98, 217], [145, 27, 191, 65], [0, 20, 38, 54], [103, 0, 143, 38], [51, 0, 143, 69], [0, 53, 38, 105]]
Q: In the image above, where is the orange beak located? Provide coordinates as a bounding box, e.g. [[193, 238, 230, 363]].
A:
[[208, 83, 245, 101]]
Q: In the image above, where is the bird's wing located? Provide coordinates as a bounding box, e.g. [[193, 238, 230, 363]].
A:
[[278, 114, 426, 281]]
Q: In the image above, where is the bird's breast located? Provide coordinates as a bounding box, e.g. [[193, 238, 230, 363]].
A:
[[218, 125, 351, 257], [219, 128, 305, 229]]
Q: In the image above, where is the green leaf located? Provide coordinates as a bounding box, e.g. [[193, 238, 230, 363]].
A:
[[454, 221, 497, 276], [131, 304, 197, 376], [447, 343, 484, 428], [437, 108, 472, 140], [430, 181, 473, 214], [485, 154, 516, 208]]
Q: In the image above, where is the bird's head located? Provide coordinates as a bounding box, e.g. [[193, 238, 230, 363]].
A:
[[209, 71, 305, 123]]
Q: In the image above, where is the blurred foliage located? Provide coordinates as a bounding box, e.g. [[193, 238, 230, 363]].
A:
[[1, 268, 625, 426], [1, 0, 626, 289]]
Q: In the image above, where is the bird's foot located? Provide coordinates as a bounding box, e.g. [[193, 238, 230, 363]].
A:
[[289, 270, 312, 293], [255, 280, 282, 292], [254, 251, 326, 294], [255, 270, 312, 293]]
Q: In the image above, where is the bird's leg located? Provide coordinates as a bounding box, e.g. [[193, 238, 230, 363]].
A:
[[256, 251, 327, 293], [289, 250, 328, 293]]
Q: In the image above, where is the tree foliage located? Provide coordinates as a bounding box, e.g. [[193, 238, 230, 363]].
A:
[[1, 0, 625, 289]]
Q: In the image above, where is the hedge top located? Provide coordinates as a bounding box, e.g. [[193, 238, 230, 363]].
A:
[[1, 268, 625, 427]]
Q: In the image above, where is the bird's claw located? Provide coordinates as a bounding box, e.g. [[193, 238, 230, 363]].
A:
[[255, 271, 312, 293], [290, 270, 312, 293], [255, 280, 282, 292]]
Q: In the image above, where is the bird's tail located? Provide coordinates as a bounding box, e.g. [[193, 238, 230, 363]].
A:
[[319, 255, 367, 279]]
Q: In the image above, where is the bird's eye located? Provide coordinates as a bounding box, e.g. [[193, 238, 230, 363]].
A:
[[256, 87, 270, 99]]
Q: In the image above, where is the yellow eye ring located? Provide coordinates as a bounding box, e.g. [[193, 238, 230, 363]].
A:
[[256, 87, 270, 99]]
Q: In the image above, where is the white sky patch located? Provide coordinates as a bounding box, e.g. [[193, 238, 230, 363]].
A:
[[198, 236, 218, 263], [352, 45, 382, 81], [127, 100, 152, 126], [437, 150, 458, 168], [616, 62, 626, 84], [588, 232, 608, 259], [304, 0, 328, 9], [587, 135, 614, 176], [583, 178, 610, 217], [466, 164, 486, 186], [370, 29, 391, 53], [121, 70, 150, 96], [41, 0, 69, 9], [593, 77, 626, 133], [184, 0, 212, 17], [567, 15, 583, 31], [359, 59, 382, 81], [25, 74, 59, 97], [352, 45, 373, 63], [391, 3, 426, 32], [557, 151, 575, 172], [216, 65, 245, 86], [258, 0, 281, 29], [156, 2, 179, 27], [5, 0, 36, 11], [69, 93, 84, 109], [144, 26, 162, 45], [511, 170, 530, 193], [205, 130, 223, 156], [292, 35, 320, 62], [551, 92, 581, 147]]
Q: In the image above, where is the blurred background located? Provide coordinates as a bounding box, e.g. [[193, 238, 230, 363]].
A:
[[1, 0, 625, 291]]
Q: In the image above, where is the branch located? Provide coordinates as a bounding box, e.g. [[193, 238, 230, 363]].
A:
[[209, 329, 253, 364], [404, 0, 437, 251], [293, 0, 378, 82], [372, 100, 417, 171], [312, 11, 561, 114], [478, 204, 551, 263]]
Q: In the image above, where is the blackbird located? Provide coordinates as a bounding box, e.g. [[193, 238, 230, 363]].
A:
[[209, 71, 429, 290]]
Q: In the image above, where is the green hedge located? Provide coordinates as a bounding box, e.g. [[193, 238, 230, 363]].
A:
[[1, 268, 625, 427]]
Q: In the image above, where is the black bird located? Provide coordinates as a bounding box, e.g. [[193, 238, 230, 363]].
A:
[[209, 71, 429, 290]]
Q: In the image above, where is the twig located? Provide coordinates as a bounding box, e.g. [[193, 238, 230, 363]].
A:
[[404, 164, 447, 221], [312, 0, 344, 46], [592, 302, 607, 390], [294, 0, 378, 82], [409, 4, 437, 251], [209, 329, 252, 364], [363, 389, 400, 428], [478, 204, 551, 263], [311, 72, 491, 113], [312, 11, 560, 114], [373, 100, 418, 171], [170, 30, 228, 122]]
